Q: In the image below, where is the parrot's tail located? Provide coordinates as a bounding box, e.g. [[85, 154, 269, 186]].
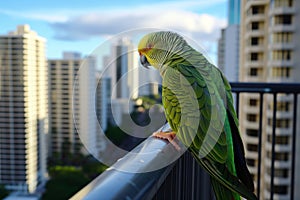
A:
[[189, 149, 257, 200], [211, 177, 240, 200]]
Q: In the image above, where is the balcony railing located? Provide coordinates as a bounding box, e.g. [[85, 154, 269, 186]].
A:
[[72, 82, 300, 200]]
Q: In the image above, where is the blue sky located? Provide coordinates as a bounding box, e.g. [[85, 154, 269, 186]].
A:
[[1, 0, 227, 62]]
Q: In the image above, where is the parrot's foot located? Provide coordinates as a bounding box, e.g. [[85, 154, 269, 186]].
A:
[[152, 131, 180, 151]]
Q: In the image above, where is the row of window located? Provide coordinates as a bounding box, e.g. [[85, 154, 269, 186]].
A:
[[271, 67, 291, 78], [249, 32, 293, 46], [245, 129, 290, 145], [267, 118, 290, 128], [266, 151, 289, 161], [248, 50, 293, 62], [247, 67, 291, 78], [274, 0, 293, 8], [268, 101, 291, 111], [246, 114, 291, 129]]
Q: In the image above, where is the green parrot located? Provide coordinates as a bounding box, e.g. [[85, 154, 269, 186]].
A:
[[138, 31, 257, 200]]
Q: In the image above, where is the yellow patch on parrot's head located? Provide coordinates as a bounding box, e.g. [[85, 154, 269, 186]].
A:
[[138, 31, 188, 69], [138, 33, 156, 68]]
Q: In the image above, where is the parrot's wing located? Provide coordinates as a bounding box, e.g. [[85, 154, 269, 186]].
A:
[[221, 72, 255, 192], [162, 63, 257, 200], [162, 63, 228, 163]]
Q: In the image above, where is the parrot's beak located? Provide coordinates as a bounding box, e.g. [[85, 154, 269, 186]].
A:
[[140, 54, 150, 69]]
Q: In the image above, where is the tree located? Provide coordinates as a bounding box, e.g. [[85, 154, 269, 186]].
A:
[[42, 166, 89, 200], [0, 184, 9, 199]]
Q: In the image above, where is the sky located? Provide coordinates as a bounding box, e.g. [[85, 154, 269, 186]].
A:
[[0, 0, 228, 63]]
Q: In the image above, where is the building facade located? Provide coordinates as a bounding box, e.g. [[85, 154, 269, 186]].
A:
[[239, 0, 300, 199], [106, 38, 139, 99], [49, 53, 100, 157], [218, 0, 241, 82], [48, 53, 82, 156], [0, 25, 48, 193]]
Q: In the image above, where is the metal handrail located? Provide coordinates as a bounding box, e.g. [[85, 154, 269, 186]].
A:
[[71, 124, 185, 200]]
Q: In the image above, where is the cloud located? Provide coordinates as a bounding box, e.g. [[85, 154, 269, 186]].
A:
[[50, 9, 226, 43], [0, 0, 226, 57]]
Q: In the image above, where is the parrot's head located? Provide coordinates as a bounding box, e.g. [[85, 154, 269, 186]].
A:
[[138, 31, 188, 70]]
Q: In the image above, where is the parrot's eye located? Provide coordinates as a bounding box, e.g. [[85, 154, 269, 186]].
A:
[[146, 43, 153, 49], [141, 43, 153, 53]]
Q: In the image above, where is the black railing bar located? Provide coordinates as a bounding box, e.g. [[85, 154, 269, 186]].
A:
[[231, 88, 272, 93], [191, 158, 195, 200], [235, 92, 240, 119], [256, 92, 264, 199], [230, 82, 300, 93], [290, 94, 298, 200], [270, 93, 277, 200]]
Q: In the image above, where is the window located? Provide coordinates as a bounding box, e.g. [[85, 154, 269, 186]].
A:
[[276, 119, 290, 128], [274, 185, 288, 194], [250, 68, 258, 76], [250, 53, 258, 61], [251, 37, 259, 46], [249, 98, 258, 106], [252, 6, 259, 14], [267, 168, 289, 178], [252, 5, 264, 15], [267, 135, 289, 145], [272, 50, 292, 61], [246, 129, 258, 137], [274, 14, 292, 25], [251, 22, 259, 30], [277, 102, 290, 111], [247, 144, 258, 152], [274, 0, 293, 7], [267, 151, 289, 161], [246, 158, 255, 167], [273, 32, 293, 43], [247, 114, 257, 122], [272, 67, 291, 78]]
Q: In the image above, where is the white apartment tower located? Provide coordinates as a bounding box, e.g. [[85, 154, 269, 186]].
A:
[[48, 53, 82, 156], [240, 0, 300, 199], [0, 25, 48, 193], [106, 38, 139, 99], [49, 53, 98, 157]]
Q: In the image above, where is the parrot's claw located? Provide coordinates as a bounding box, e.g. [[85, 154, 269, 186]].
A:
[[152, 131, 181, 151]]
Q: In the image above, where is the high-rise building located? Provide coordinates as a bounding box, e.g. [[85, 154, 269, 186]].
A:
[[49, 53, 100, 157], [107, 38, 139, 99], [77, 56, 98, 156], [217, 0, 240, 82], [48, 53, 82, 156], [239, 0, 300, 199], [0, 25, 48, 193], [96, 74, 110, 133], [229, 0, 241, 25], [95, 73, 110, 152], [138, 66, 161, 97]]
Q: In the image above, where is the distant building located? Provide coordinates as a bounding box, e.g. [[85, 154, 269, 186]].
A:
[[48, 53, 82, 156], [0, 25, 48, 193], [49, 53, 100, 157], [96, 74, 111, 132], [239, 0, 300, 199], [138, 67, 161, 97], [77, 56, 98, 156], [106, 38, 139, 99], [228, 0, 241, 25], [217, 0, 240, 82]]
